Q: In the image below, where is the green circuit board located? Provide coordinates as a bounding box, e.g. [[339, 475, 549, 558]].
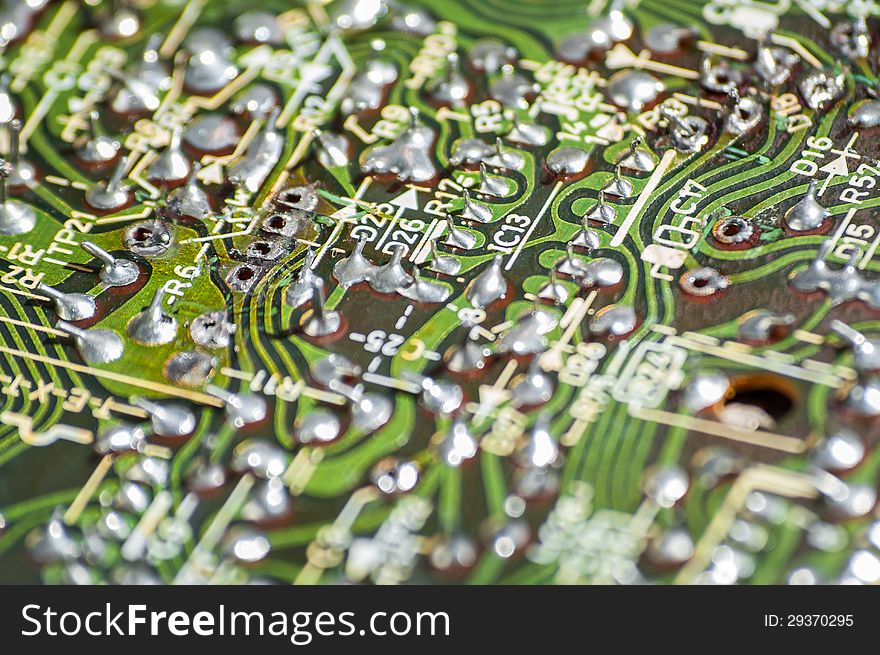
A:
[[1, 0, 880, 586]]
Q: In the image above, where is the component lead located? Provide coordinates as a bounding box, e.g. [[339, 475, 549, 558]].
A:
[[81, 241, 139, 287], [37, 283, 96, 321]]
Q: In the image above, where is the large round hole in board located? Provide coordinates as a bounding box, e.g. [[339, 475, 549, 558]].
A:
[[717, 374, 798, 426]]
